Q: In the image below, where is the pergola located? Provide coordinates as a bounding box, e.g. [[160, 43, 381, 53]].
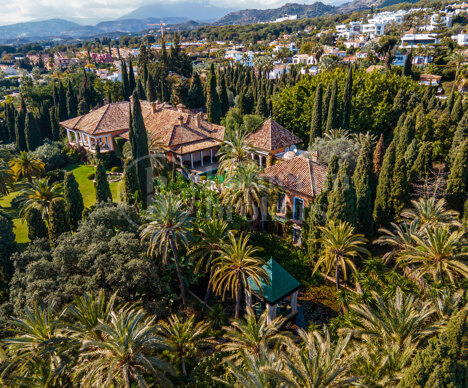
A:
[[246, 258, 301, 324]]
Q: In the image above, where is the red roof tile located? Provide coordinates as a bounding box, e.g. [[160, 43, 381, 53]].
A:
[[245, 118, 302, 152]]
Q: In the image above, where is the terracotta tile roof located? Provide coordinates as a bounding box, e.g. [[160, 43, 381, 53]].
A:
[[61, 101, 225, 154], [245, 118, 302, 152], [60, 102, 130, 135], [260, 156, 328, 199]]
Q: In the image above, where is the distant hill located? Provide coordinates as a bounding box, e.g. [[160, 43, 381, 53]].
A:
[[0, 19, 80, 41], [215, 2, 337, 25], [338, 0, 418, 13], [120, 2, 236, 22]]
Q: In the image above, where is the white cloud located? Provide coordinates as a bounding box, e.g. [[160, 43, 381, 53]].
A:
[[0, 0, 324, 25]]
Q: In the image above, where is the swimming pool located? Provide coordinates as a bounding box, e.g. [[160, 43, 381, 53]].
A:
[[198, 168, 225, 183]]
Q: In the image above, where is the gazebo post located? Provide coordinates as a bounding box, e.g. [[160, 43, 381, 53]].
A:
[[291, 291, 298, 314], [266, 303, 277, 324]]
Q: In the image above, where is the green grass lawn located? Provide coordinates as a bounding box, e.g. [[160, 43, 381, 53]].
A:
[[0, 164, 123, 244]]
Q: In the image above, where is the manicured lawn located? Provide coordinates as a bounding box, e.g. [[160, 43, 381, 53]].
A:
[[63, 164, 122, 207], [0, 164, 123, 244]]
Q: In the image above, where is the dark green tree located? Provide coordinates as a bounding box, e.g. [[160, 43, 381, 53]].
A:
[[206, 64, 222, 124], [322, 86, 331, 130], [341, 67, 352, 129], [64, 171, 84, 230], [326, 161, 357, 227], [136, 79, 145, 100], [325, 154, 340, 193], [353, 139, 374, 235], [121, 60, 130, 101], [146, 74, 157, 102], [128, 58, 136, 94], [188, 72, 205, 109], [404, 138, 419, 178], [309, 83, 323, 145], [25, 207, 48, 240], [402, 50, 413, 77], [38, 102, 52, 140], [48, 198, 70, 240], [448, 110, 468, 168], [392, 89, 406, 125], [451, 95, 463, 123], [57, 82, 68, 121], [123, 158, 139, 204], [66, 80, 77, 118], [446, 138, 468, 212], [255, 94, 269, 117], [50, 107, 61, 141], [77, 98, 89, 116], [5, 103, 16, 143], [25, 112, 42, 152], [219, 76, 229, 116], [410, 142, 433, 181], [0, 213, 16, 287], [15, 99, 27, 151], [398, 309, 467, 388], [374, 141, 396, 227], [94, 151, 112, 204], [326, 78, 338, 132]]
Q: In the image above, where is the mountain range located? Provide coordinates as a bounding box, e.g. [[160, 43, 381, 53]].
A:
[[0, 1, 412, 44]]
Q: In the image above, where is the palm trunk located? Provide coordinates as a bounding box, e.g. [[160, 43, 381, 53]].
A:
[[180, 354, 187, 376], [335, 256, 343, 315], [202, 271, 213, 312], [235, 279, 242, 319], [170, 238, 186, 307]]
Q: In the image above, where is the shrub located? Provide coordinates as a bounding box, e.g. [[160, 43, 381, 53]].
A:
[[111, 166, 121, 173], [32, 140, 66, 171], [87, 172, 95, 180], [64, 147, 80, 164], [45, 169, 65, 183]]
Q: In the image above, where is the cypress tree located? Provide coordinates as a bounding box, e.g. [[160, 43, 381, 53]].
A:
[[396, 113, 415, 153], [373, 134, 385, 176], [136, 79, 146, 100], [48, 198, 70, 240], [448, 110, 468, 168], [38, 102, 52, 140], [128, 58, 136, 93], [410, 141, 433, 181], [50, 107, 61, 141], [404, 138, 419, 179], [326, 161, 357, 227], [353, 139, 374, 235], [464, 198, 468, 221], [66, 80, 77, 118], [123, 158, 139, 204], [15, 99, 27, 151], [325, 154, 340, 193], [391, 146, 410, 217], [77, 99, 89, 116], [392, 89, 406, 124], [188, 72, 205, 109], [0, 121, 8, 143], [57, 82, 68, 121], [255, 94, 269, 117], [341, 68, 352, 129], [26, 207, 48, 240], [206, 64, 222, 124], [326, 78, 338, 132], [146, 74, 157, 102], [446, 87, 456, 113], [402, 50, 412, 77], [446, 138, 468, 212], [131, 92, 152, 208], [374, 141, 396, 227], [451, 95, 464, 123], [323, 85, 332, 129], [25, 112, 42, 151], [95, 152, 112, 203], [309, 83, 323, 145], [5, 103, 16, 143], [64, 171, 84, 230], [219, 76, 229, 116], [121, 60, 130, 101], [0, 213, 16, 283]]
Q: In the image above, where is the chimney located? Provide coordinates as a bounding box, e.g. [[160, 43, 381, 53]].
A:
[[152, 102, 156, 114], [178, 115, 184, 126], [195, 113, 201, 128]]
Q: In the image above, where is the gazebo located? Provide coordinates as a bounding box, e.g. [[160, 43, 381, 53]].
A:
[[246, 258, 301, 324]]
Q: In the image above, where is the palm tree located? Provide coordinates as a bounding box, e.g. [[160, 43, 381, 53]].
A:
[[220, 345, 284, 388], [265, 328, 351, 388], [313, 221, 369, 312], [1, 300, 72, 387], [218, 130, 255, 175], [344, 287, 437, 345], [221, 163, 271, 224], [74, 304, 173, 387], [140, 193, 193, 306], [191, 219, 229, 310], [211, 232, 268, 319], [0, 164, 15, 196], [400, 197, 461, 229], [397, 226, 468, 286], [9, 152, 45, 183], [375, 220, 421, 263], [310, 43, 324, 64], [63, 290, 117, 341], [18, 177, 63, 219], [157, 314, 211, 376], [220, 307, 287, 363], [450, 50, 466, 80]]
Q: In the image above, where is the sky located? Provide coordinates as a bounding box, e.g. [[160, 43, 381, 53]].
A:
[[0, 0, 334, 26]]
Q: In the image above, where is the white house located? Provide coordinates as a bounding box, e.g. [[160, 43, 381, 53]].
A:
[[292, 54, 317, 65], [224, 50, 254, 66], [452, 33, 468, 46], [336, 21, 362, 39], [400, 33, 440, 48]]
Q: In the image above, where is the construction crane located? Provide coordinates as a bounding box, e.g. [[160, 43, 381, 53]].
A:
[[147, 22, 166, 38]]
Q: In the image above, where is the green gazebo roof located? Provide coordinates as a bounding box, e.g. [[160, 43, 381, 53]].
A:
[[248, 258, 301, 305]]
